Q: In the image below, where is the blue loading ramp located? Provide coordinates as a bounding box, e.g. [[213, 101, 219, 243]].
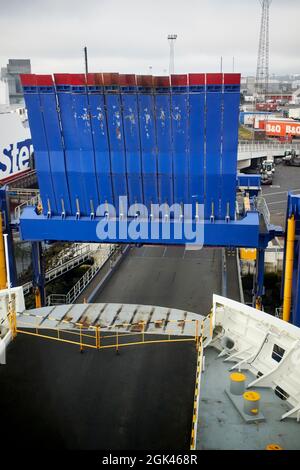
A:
[[19, 71, 273, 248]]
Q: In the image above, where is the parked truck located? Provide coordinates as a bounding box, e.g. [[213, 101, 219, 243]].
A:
[[260, 159, 275, 185], [282, 149, 300, 167]]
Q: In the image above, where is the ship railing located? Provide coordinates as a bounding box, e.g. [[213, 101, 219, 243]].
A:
[[8, 188, 40, 198], [46, 244, 120, 306], [14, 317, 204, 356], [45, 243, 92, 271], [14, 194, 41, 223], [275, 307, 283, 320], [190, 313, 213, 450], [255, 196, 271, 226], [22, 244, 94, 295], [238, 141, 300, 151]]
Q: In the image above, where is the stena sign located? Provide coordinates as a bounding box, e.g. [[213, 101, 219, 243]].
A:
[[0, 138, 33, 180]]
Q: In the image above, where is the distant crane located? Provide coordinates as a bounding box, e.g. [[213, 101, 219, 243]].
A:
[[255, 0, 272, 101], [167, 34, 177, 75]]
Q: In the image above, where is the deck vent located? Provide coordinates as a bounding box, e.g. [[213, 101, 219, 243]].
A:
[[272, 344, 285, 363], [274, 386, 289, 401], [221, 336, 235, 351]]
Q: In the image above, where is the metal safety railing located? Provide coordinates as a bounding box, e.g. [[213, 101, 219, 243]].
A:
[[190, 314, 213, 450], [14, 194, 41, 222], [22, 244, 94, 295], [238, 141, 300, 152], [190, 331, 204, 450], [46, 245, 120, 306], [275, 307, 283, 320], [8, 188, 40, 198], [45, 243, 93, 271], [12, 311, 213, 355], [255, 196, 271, 225]]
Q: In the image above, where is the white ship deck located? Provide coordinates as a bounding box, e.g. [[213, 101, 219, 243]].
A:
[[197, 347, 300, 450]]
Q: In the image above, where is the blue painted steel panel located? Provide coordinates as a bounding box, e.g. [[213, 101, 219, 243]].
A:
[[188, 74, 205, 216], [20, 205, 262, 248], [205, 74, 223, 220], [171, 77, 189, 206], [71, 77, 99, 216], [21, 71, 248, 249], [54, 75, 87, 216], [21, 75, 57, 215], [104, 87, 128, 213], [137, 77, 158, 210], [222, 74, 241, 219], [87, 75, 114, 208], [155, 78, 173, 205], [36, 76, 71, 216], [120, 77, 143, 207], [237, 174, 261, 188]]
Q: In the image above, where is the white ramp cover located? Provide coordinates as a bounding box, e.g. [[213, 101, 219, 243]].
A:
[[17, 303, 206, 337], [212, 295, 300, 421]]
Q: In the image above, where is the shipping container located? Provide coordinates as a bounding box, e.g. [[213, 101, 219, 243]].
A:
[[289, 108, 300, 120], [265, 120, 300, 138]]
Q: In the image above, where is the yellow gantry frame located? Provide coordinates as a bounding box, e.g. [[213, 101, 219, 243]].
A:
[[283, 215, 296, 322]]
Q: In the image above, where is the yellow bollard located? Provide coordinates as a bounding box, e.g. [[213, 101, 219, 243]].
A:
[[265, 444, 283, 450], [283, 215, 296, 322]]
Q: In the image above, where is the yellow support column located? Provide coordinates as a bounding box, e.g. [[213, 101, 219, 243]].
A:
[[283, 215, 296, 322], [256, 296, 262, 311], [0, 213, 7, 289], [34, 287, 42, 309]]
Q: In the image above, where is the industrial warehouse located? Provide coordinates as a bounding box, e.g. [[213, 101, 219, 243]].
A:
[[0, 0, 300, 459]]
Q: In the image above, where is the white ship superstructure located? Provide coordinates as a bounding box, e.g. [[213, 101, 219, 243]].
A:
[[0, 107, 32, 183]]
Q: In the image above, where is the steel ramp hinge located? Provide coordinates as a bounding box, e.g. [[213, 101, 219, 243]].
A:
[[75, 198, 81, 220], [46, 199, 51, 219]]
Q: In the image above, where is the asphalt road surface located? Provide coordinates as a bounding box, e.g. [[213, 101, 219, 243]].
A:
[[261, 162, 300, 227], [0, 246, 222, 450], [93, 245, 222, 314]]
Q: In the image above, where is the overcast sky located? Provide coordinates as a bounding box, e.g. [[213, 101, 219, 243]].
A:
[[0, 0, 299, 76]]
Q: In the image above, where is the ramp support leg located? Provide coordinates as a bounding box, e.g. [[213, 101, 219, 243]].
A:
[[32, 241, 45, 307], [253, 248, 265, 310], [0, 188, 17, 287], [283, 215, 296, 322]]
